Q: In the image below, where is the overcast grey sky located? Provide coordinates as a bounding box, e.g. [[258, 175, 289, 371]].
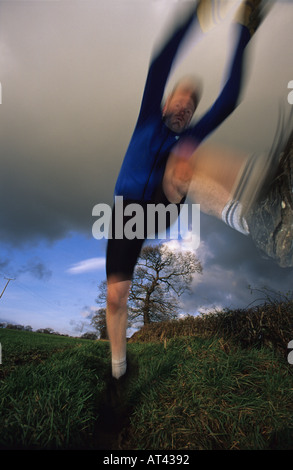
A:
[[0, 1, 292, 333], [0, 0, 292, 243]]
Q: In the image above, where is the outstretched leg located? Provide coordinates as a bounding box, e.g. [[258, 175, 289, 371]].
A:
[[184, 143, 251, 235], [166, 127, 293, 267]]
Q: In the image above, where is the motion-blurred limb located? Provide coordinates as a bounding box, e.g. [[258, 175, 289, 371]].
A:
[[246, 128, 293, 267], [164, 122, 293, 267], [163, 139, 249, 220]]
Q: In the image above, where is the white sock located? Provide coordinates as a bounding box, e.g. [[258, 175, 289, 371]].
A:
[[112, 356, 127, 380], [222, 200, 249, 235]]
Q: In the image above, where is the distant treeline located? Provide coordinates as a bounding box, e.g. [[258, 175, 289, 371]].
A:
[[2, 295, 292, 351], [0, 323, 97, 340]]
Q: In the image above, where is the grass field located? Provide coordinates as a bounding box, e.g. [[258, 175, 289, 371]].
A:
[[0, 322, 292, 450]]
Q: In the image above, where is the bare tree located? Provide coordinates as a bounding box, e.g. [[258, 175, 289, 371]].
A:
[[129, 244, 202, 325], [95, 243, 202, 328]]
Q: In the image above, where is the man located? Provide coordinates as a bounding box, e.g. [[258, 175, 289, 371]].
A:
[[106, 0, 262, 382]]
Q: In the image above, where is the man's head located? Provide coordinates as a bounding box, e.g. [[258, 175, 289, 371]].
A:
[[163, 76, 202, 133]]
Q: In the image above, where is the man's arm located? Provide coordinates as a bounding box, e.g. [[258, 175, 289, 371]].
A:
[[136, 3, 199, 124], [164, 23, 252, 199], [188, 23, 251, 142]]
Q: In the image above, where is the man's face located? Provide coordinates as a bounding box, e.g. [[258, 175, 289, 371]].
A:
[[163, 90, 196, 133]]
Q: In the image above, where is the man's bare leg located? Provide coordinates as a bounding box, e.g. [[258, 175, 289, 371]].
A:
[[106, 275, 131, 379], [163, 126, 293, 267], [163, 143, 251, 232], [188, 144, 249, 217]]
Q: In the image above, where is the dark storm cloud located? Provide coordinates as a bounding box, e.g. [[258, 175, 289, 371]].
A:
[[0, 1, 154, 245], [183, 213, 293, 314], [0, 0, 292, 263], [0, 259, 9, 272], [0, 256, 52, 281], [17, 258, 52, 281]]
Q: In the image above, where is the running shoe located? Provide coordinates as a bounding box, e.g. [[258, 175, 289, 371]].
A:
[[247, 129, 293, 267]]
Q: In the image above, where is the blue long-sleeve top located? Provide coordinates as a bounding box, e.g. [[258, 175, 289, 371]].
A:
[[114, 7, 251, 201]]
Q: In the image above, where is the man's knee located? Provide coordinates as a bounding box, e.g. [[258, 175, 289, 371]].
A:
[[107, 276, 131, 313]]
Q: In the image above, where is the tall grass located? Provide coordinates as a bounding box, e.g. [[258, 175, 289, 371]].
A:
[[124, 338, 293, 450], [0, 300, 292, 450], [0, 330, 110, 449]]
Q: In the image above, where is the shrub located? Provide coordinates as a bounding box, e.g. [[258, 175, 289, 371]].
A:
[[129, 300, 293, 355]]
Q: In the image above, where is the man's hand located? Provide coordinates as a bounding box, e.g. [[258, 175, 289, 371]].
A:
[[163, 139, 197, 203]]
